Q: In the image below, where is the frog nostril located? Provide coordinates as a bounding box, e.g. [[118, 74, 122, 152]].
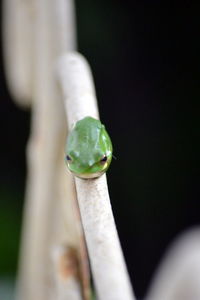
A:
[[88, 160, 94, 167]]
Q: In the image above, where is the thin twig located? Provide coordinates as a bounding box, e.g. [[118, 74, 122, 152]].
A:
[[57, 52, 136, 300]]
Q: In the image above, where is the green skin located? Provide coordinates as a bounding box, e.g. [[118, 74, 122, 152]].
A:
[[65, 116, 112, 179]]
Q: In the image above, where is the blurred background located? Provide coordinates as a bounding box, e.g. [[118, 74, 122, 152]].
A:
[[0, 0, 199, 299]]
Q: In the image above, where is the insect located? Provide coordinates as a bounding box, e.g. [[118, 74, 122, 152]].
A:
[[65, 116, 113, 179]]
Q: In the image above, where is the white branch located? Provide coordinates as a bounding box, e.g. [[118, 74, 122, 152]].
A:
[[146, 228, 200, 300], [13, 1, 87, 300], [2, 0, 34, 107], [57, 52, 135, 300]]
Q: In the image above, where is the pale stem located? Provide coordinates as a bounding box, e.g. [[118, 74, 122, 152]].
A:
[[57, 52, 136, 300], [2, 0, 34, 107], [145, 228, 200, 300], [3, 0, 89, 299]]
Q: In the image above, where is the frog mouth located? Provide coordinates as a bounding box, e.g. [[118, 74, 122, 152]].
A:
[[71, 169, 106, 179], [67, 158, 110, 179]]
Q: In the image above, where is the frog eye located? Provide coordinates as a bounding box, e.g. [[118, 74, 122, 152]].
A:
[[66, 155, 72, 162], [100, 155, 107, 164]]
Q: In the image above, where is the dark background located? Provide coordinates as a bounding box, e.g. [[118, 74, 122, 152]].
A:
[[0, 1, 199, 299]]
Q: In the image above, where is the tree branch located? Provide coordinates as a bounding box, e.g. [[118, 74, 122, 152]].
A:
[[57, 52, 135, 300]]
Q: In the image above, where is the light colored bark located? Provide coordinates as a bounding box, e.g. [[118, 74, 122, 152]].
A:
[[57, 52, 135, 300], [2, 0, 34, 107], [3, 0, 89, 299], [146, 228, 200, 300]]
